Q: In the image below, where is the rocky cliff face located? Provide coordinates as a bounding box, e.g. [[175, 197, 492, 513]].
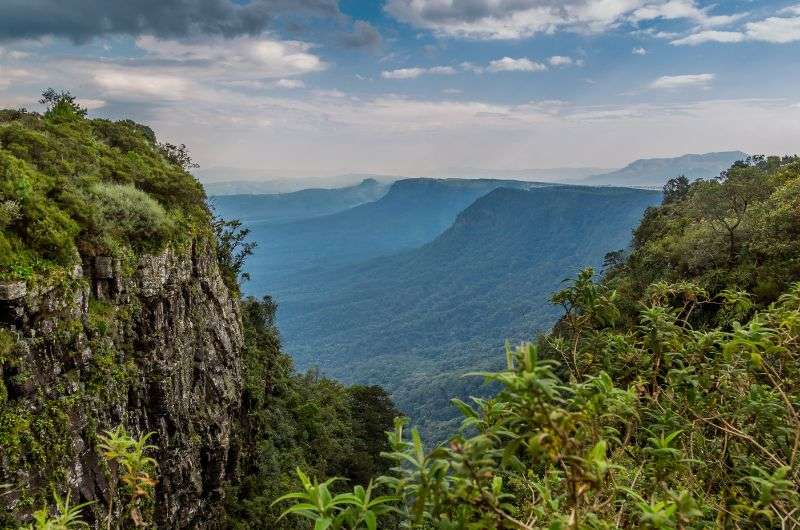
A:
[[0, 239, 243, 528]]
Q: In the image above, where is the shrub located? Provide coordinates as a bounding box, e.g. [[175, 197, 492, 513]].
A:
[[89, 183, 175, 253]]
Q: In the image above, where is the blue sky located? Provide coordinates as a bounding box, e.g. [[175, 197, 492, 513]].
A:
[[0, 0, 799, 176]]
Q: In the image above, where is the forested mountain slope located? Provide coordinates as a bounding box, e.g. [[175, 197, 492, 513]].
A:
[[208, 178, 389, 224], [239, 178, 549, 294], [277, 157, 800, 529], [277, 185, 661, 438]]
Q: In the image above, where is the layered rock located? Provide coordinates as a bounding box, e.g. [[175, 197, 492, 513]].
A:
[[0, 239, 243, 528]]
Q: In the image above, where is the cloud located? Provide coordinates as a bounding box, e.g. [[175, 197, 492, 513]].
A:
[[649, 73, 714, 90], [632, 46, 647, 54], [384, 0, 743, 40], [0, 66, 39, 89], [381, 66, 457, 79], [275, 78, 306, 89], [135, 35, 325, 78], [671, 30, 745, 45], [0, 0, 340, 43], [744, 15, 800, 43], [338, 21, 382, 49], [92, 70, 192, 101], [548, 55, 574, 66], [671, 11, 800, 45], [631, 0, 745, 28], [488, 57, 547, 72]]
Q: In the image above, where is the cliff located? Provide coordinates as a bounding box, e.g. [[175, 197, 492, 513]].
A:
[[0, 103, 246, 528], [0, 239, 243, 527]]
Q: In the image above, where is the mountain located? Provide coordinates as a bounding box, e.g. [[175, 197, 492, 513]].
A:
[[239, 178, 552, 294], [197, 169, 397, 195], [208, 178, 390, 224], [584, 151, 748, 186], [270, 185, 661, 439]]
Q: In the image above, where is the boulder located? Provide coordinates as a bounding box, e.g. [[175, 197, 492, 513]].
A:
[[0, 281, 26, 301]]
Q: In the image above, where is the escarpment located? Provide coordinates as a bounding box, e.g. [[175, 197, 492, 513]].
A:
[[0, 240, 244, 528]]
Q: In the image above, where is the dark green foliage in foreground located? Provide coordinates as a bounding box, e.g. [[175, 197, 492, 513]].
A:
[[278, 157, 800, 528], [0, 93, 207, 281], [224, 297, 400, 529]]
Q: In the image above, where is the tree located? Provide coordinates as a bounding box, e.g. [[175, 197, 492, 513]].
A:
[[158, 142, 199, 170], [691, 162, 768, 264], [39, 88, 87, 120], [662, 175, 690, 204]]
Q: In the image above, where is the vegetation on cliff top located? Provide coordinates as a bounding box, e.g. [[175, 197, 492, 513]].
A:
[[0, 90, 207, 282]]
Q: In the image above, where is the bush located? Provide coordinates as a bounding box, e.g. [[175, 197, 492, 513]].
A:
[[90, 184, 175, 252]]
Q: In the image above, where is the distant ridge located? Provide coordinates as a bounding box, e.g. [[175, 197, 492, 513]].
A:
[[209, 178, 390, 224], [275, 184, 662, 439], [585, 151, 748, 186]]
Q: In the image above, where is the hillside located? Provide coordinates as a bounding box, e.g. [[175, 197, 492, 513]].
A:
[[278, 156, 800, 529], [208, 178, 389, 224], [0, 101, 398, 529], [585, 151, 747, 186], [274, 185, 661, 438], [239, 178, 550, 294]]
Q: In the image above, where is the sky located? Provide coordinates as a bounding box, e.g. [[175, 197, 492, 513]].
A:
[[0, 0, 799, 177]]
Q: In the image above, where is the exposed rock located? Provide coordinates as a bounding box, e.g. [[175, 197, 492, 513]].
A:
[[0, 240, 243, 529], [94, 257, 114, 279], [0, 281, 26, 301]]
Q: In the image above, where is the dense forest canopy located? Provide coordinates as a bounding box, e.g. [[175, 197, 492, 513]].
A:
[[273, 155, 800, 529]]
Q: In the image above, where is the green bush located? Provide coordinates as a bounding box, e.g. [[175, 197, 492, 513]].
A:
[[0, 94, 210, 281], [90, 183, 176, 252]]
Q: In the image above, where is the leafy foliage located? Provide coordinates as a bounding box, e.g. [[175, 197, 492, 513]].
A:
[[21, 492, 92, 530], [279, 157, 800, 528], [224, 297, 400, 529], [0, 93, 207, 280]]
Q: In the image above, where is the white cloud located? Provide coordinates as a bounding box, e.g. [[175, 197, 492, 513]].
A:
[[779, 4, 800, 16], [488, 57, 547, 72], [744, 15, 800, 43], [631, 0, 745, 28], [275, 79, 306, 89], [92, 70, 192, 100], [649, 73, 715, 90], [381, 66, 457, 79], [671, 10, 800, 45], [385, 0, 744, 40], [632, 46, 647, 54], [671, 30, 745, 45], [0, 66, 37, 89], [0, 48, 30, 60], [135, 35, 325, 79], [548, 55, 574, 66], [76, 98, 106, 110]]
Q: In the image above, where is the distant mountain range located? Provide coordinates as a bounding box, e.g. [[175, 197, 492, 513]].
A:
[[199, 171, 397, 195], [222, 178, 661, 439], [209, 178, 390, 224], [211, 152, 743, 438], [273, 184, 660, 439], [584, 151, 748, 186], [237, 178, 552, 294], [200, 151, 748, 195]]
